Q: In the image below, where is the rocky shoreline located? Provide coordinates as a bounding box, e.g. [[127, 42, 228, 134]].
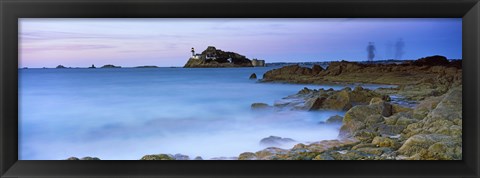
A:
[[67, 55, 462, 160]]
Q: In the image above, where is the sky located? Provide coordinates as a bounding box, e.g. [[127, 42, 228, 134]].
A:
[[19, 18, 462, 68]]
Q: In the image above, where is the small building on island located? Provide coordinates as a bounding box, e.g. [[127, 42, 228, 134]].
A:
[[251, 59, 266, 67]]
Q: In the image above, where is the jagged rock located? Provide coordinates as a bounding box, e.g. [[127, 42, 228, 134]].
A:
[[259, 136, 296, 147], [261, 56, 461, 102], [403, 86, 462, 137], [412, 95, 444, 119], [339, 98, 394, 141], [251, 103, 271, 110], [371, 136, 399, 148], [397, 134, 461, 160], [279, 86, 389, 111], [321, 90, 352, 110], [255, 147, 289, 159], [140, 154, 175, 160], [249, 73, 257, 79]]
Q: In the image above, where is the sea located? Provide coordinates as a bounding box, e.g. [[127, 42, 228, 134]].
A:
[[19, 67, 394, 160]]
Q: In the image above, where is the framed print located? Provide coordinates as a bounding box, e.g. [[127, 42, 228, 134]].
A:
[[1, 0, 479, 177]]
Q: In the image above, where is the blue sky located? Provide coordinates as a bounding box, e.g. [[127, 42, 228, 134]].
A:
[[19, 18, 462, 67]]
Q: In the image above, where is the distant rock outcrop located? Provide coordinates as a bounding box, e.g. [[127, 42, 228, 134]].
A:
[[101, 64, 121, 68], [135, 65, 159, 68], [184, 46, 254, 68], [249, 73, 257, 79], [140, 154, 175, 160], [262, 55, 462, 101], [66, 156, 100, 160], [56, 65, 67, 69]]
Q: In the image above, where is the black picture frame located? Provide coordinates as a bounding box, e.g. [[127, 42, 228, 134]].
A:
[[1, 0, 479, 177]]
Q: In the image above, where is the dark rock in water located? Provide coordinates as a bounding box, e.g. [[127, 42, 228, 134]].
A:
[[141, 154, 175, 160], [88, 64, 96, 69], [249, 73, 257, 79], [251, 103, 271, 110], [101, 64, 121, 68], [173, 154, 190, 160], [260, 136, 296, 147], [135, 65, 159, 68], [56, 65, 67, 69], [193, 156, 203, 160], [66, 157, 80, 160], [326, 115, 343, 124], [262, 65, 312, 82], [80, 156, 100, 160], [411, 55, 450, 66]]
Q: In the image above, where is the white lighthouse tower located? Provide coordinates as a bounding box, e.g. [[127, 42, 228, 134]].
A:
[[191, 47, 195, 57]]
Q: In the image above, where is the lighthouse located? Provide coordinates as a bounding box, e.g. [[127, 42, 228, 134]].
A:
[[191, 47, 195, 57]]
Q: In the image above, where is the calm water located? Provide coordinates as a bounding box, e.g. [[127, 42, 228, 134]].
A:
[[19, 67, 392, 160]]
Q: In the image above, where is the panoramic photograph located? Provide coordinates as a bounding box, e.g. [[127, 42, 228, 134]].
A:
[[19, 18, 462, 160]]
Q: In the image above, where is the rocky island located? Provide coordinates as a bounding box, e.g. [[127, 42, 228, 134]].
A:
[[184, 46, 265, 68], [101, 64, 121, 68]]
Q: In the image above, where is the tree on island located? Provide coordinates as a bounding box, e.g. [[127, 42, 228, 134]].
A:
[[88, 64, 96, 69]]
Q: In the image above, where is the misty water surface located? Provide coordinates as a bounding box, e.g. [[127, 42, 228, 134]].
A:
[[19, 67, 393, 160]]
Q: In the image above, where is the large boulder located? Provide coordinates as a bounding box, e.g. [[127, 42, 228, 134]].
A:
[[397, 134, 461, 160], [403, 86, 462, 137], [321, 89, 352, 110], [325, 115, 343, 124], [339, 98, 393, 141], [262, 65, 312, 82]]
